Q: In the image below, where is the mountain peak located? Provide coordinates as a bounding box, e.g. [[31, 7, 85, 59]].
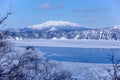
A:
[[27, 20, 80, 29]]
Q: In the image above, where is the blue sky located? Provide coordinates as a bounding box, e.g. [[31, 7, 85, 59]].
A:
[[0, 0, 120, 28]]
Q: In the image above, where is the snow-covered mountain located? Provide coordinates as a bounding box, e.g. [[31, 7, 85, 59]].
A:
[[5, 21, 120, 40], [27, 21, 89, 31], [27, 20, 80, 29]]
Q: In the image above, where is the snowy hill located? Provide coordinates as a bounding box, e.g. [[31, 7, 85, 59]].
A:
[[27, 20, 81, 29], [27, 21, 89, 31]]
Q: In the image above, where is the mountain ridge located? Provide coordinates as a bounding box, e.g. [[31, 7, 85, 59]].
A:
[[4, 21, 120, 40]]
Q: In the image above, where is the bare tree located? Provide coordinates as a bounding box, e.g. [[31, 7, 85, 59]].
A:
[[0, 12, 11, 25], [107, 54, 120, 80], [0, 12, 16, 80], [13, 49, 75, 80]]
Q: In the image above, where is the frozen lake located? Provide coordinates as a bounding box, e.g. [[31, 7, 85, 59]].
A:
[[13, 39, 120, 63]]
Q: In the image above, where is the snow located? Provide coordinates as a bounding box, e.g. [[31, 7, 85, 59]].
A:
[[60, 61, 111, 79], [52, 37, 58, 40], [15, 37, 19, 40], [52, 37, 67, 40], [59, 37, 67, 40], [49, 27, 56, 31], [111, 25, 120, 29], [27, 20, 80, 29], [15, 37, 23, 40], [74, 35, 79, 39], [13, 39, 120, 48]]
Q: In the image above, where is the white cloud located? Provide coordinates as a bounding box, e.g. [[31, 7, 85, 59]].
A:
[[72, 8, 110, 13], [39, 3, 63, 10], [39, 3, 52, 9]]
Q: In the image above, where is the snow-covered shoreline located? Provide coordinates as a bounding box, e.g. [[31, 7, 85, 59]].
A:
[[13, 39, 120, 48]]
